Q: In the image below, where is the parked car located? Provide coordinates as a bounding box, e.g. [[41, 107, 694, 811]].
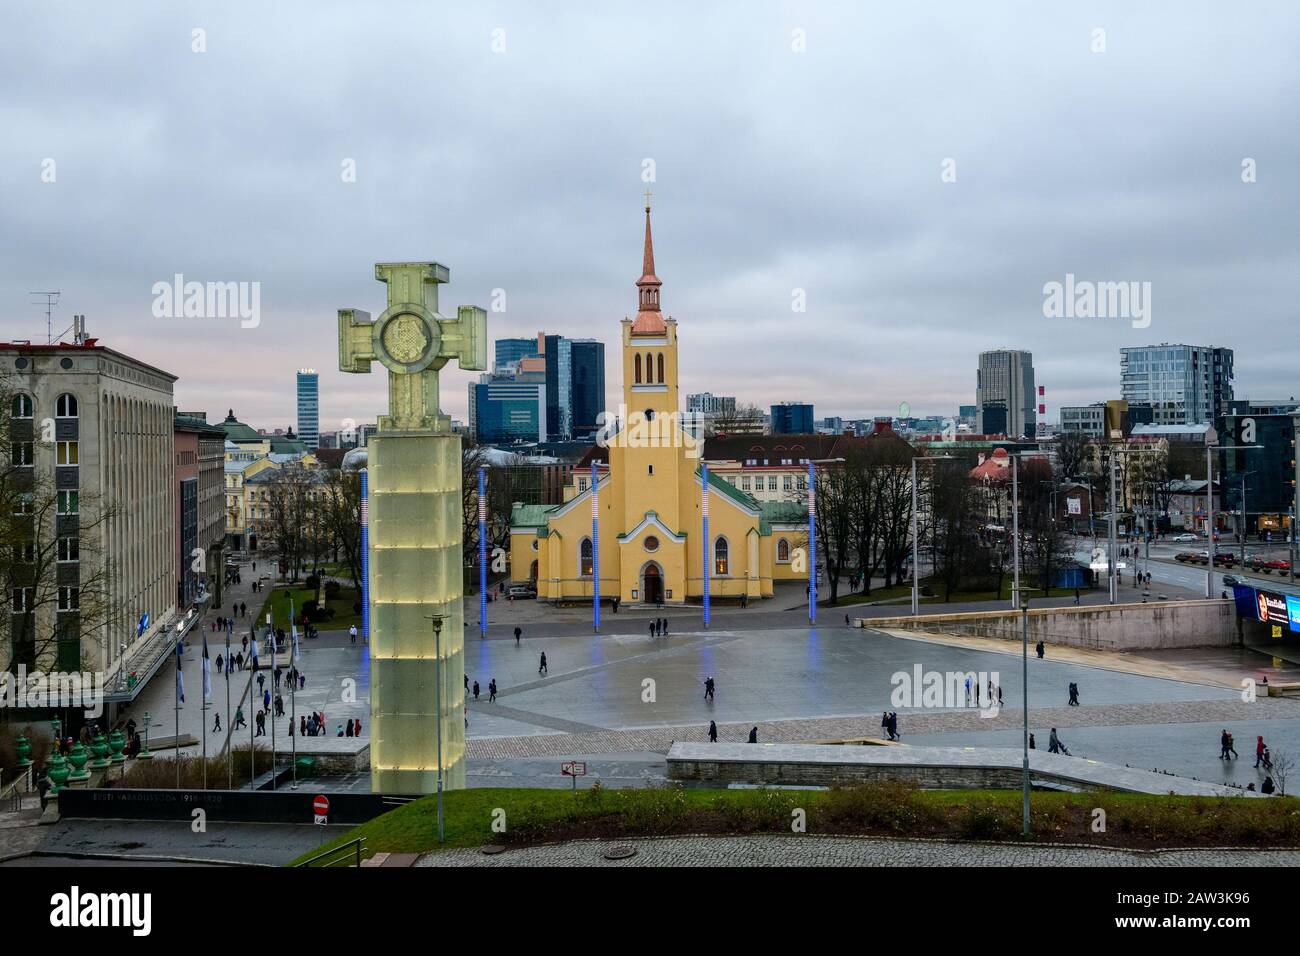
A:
[[507, 582, 537, 598], [1172, 532, 1198, 542], [1175, 551, 1198, 563], [1221, 574, 1240, 587]]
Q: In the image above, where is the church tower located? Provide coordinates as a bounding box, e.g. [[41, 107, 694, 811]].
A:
[[615, 197, 687, 553], [621, 197, 680, 420]]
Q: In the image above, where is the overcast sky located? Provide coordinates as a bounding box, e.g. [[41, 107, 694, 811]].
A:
[[3, 1, 1297, 434]]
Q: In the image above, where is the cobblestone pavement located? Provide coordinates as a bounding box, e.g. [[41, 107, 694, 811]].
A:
[[417, 834, 1300, 867], [466, 697, 1300, 759]]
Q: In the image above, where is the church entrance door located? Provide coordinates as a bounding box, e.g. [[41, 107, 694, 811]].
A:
[[643, 563, 663, 605]]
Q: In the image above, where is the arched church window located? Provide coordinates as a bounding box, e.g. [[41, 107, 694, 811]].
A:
[[580, 537, 593, 576], [656, 353, 664, 383], [777, 538, 790, 562], [714, 537, 730, 576], [634, 353, 642, 384]]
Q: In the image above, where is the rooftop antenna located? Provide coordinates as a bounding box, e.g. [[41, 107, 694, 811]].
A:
[[30, 291, 60, 344]]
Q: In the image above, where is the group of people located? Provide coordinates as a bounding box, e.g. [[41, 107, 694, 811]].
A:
[[649, 617, 670, 638], [702, 720, 755, 743], [469, 678, 498, 703], [1219, 731, 1280, 794], [881, 711, 900, 740]]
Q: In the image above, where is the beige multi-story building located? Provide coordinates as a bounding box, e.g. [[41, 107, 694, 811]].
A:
[[2, 335, 177, 679]]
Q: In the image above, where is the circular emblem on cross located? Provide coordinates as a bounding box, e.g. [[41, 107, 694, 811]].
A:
[[372, 307, 443, 374]]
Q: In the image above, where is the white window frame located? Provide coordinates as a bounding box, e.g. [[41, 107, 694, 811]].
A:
[[57, 536, 79, 563], [58, 586, 79, 612]]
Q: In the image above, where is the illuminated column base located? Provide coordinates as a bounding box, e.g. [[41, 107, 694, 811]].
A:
[[368, 432, 466, 794]]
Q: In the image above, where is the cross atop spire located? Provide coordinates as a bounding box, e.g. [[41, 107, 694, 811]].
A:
[[631, 199, 666, 334], [643, 187, 653, 211]]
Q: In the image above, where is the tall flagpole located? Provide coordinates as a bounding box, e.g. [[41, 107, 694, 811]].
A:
[[808, 460, 817, 625], [201, 634, 210, 790], [174, 638, 182, 789], [702, 463, 710, 629], [290, 604, 299, 790], [592, 461, 600, 633], [478, 466, 488, 638], [269, 619, 277, 790], [225, 630, 232, 789], [248, 623, 256, 789]]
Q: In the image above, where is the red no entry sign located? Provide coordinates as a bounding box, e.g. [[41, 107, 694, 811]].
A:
[[313, 795, 330, 820]]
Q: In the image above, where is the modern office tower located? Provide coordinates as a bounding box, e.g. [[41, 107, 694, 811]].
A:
[[568, 338, 605, 437], [472, 378, 547, 444], [1217, 399, 1300, 538], [541, 333, 573, 441], [976, 350, 1035, 437], [494, 337, 537, 374], [958, 405, 977, 430], [1120, 344, 1234, 425], [770, 402, 815, 434], [296, 369, 319, 448]]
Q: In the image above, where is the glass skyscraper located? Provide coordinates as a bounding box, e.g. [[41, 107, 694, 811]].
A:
[[296, 369, 319, 448], [1120, 344, 1233, 424]]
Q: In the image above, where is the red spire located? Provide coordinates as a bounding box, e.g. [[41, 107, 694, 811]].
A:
[[631, 199, 666, 334]]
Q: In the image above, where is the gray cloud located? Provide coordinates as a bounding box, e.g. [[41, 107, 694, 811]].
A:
[[2, 1, 1297, 431]]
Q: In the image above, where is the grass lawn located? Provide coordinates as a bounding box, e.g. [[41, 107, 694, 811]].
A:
[[257, 584, 362, 632], [290, 783, 1300, 865]]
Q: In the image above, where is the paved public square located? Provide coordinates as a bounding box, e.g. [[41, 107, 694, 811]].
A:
[[117, 558, 1300, 795]]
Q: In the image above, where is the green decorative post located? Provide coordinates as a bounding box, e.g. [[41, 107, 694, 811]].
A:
[[67, 741, 89, 784], [47, 752, 70, 795], [14, 733, 32, 768], [89, 729, 110, 772], [108, 728, 126, 765], [138, 710, 153, 760], [338, 262, 486, 794]]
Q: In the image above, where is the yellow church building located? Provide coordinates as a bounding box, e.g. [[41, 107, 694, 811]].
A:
[[509, 203, 806, 605]]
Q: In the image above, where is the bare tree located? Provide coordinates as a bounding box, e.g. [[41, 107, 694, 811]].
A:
[[2, 374, 117, 676]]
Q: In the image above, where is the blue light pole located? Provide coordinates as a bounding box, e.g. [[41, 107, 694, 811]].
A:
[[808, 460, 817, 625], [591, 461, 600, 633], [478, 465, 487, 639], [702, 463, 711, 629]]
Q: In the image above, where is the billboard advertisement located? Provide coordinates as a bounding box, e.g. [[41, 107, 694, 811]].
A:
[[1255, 588, 1289, 627]]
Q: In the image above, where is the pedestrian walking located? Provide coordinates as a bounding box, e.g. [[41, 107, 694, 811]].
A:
[[748, 727, 758, 743], [488, 679, 497, 703], [472, 680, 480, 701], [1255, 735, 1266, 768], [539, 652, 548, 675], [234, 706, 247, 729], [1035, 640, 1045, 660], [662, 618, 668, 637], [514, 626, 522, 645], [888, 712, 899, 740], [649, 620, 656, 639], [1029, 733, 1036, 750], [1227, 732, 1239, 758], [349, 624, 358, 644], [213, 712, 222, 732], [708, 720, 718, 742]]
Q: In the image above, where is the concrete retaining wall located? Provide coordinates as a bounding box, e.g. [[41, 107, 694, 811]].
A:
[[859, 599, 1237, 650]]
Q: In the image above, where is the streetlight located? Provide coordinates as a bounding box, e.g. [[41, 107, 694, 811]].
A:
[[1020, 587, 1043, 837], [1204, 443, 1261, 597], [1006, 452, 1044, 609], [911, 455, 955, 615], [806, 458, 844, 624], [424, 613, 446, 842]]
